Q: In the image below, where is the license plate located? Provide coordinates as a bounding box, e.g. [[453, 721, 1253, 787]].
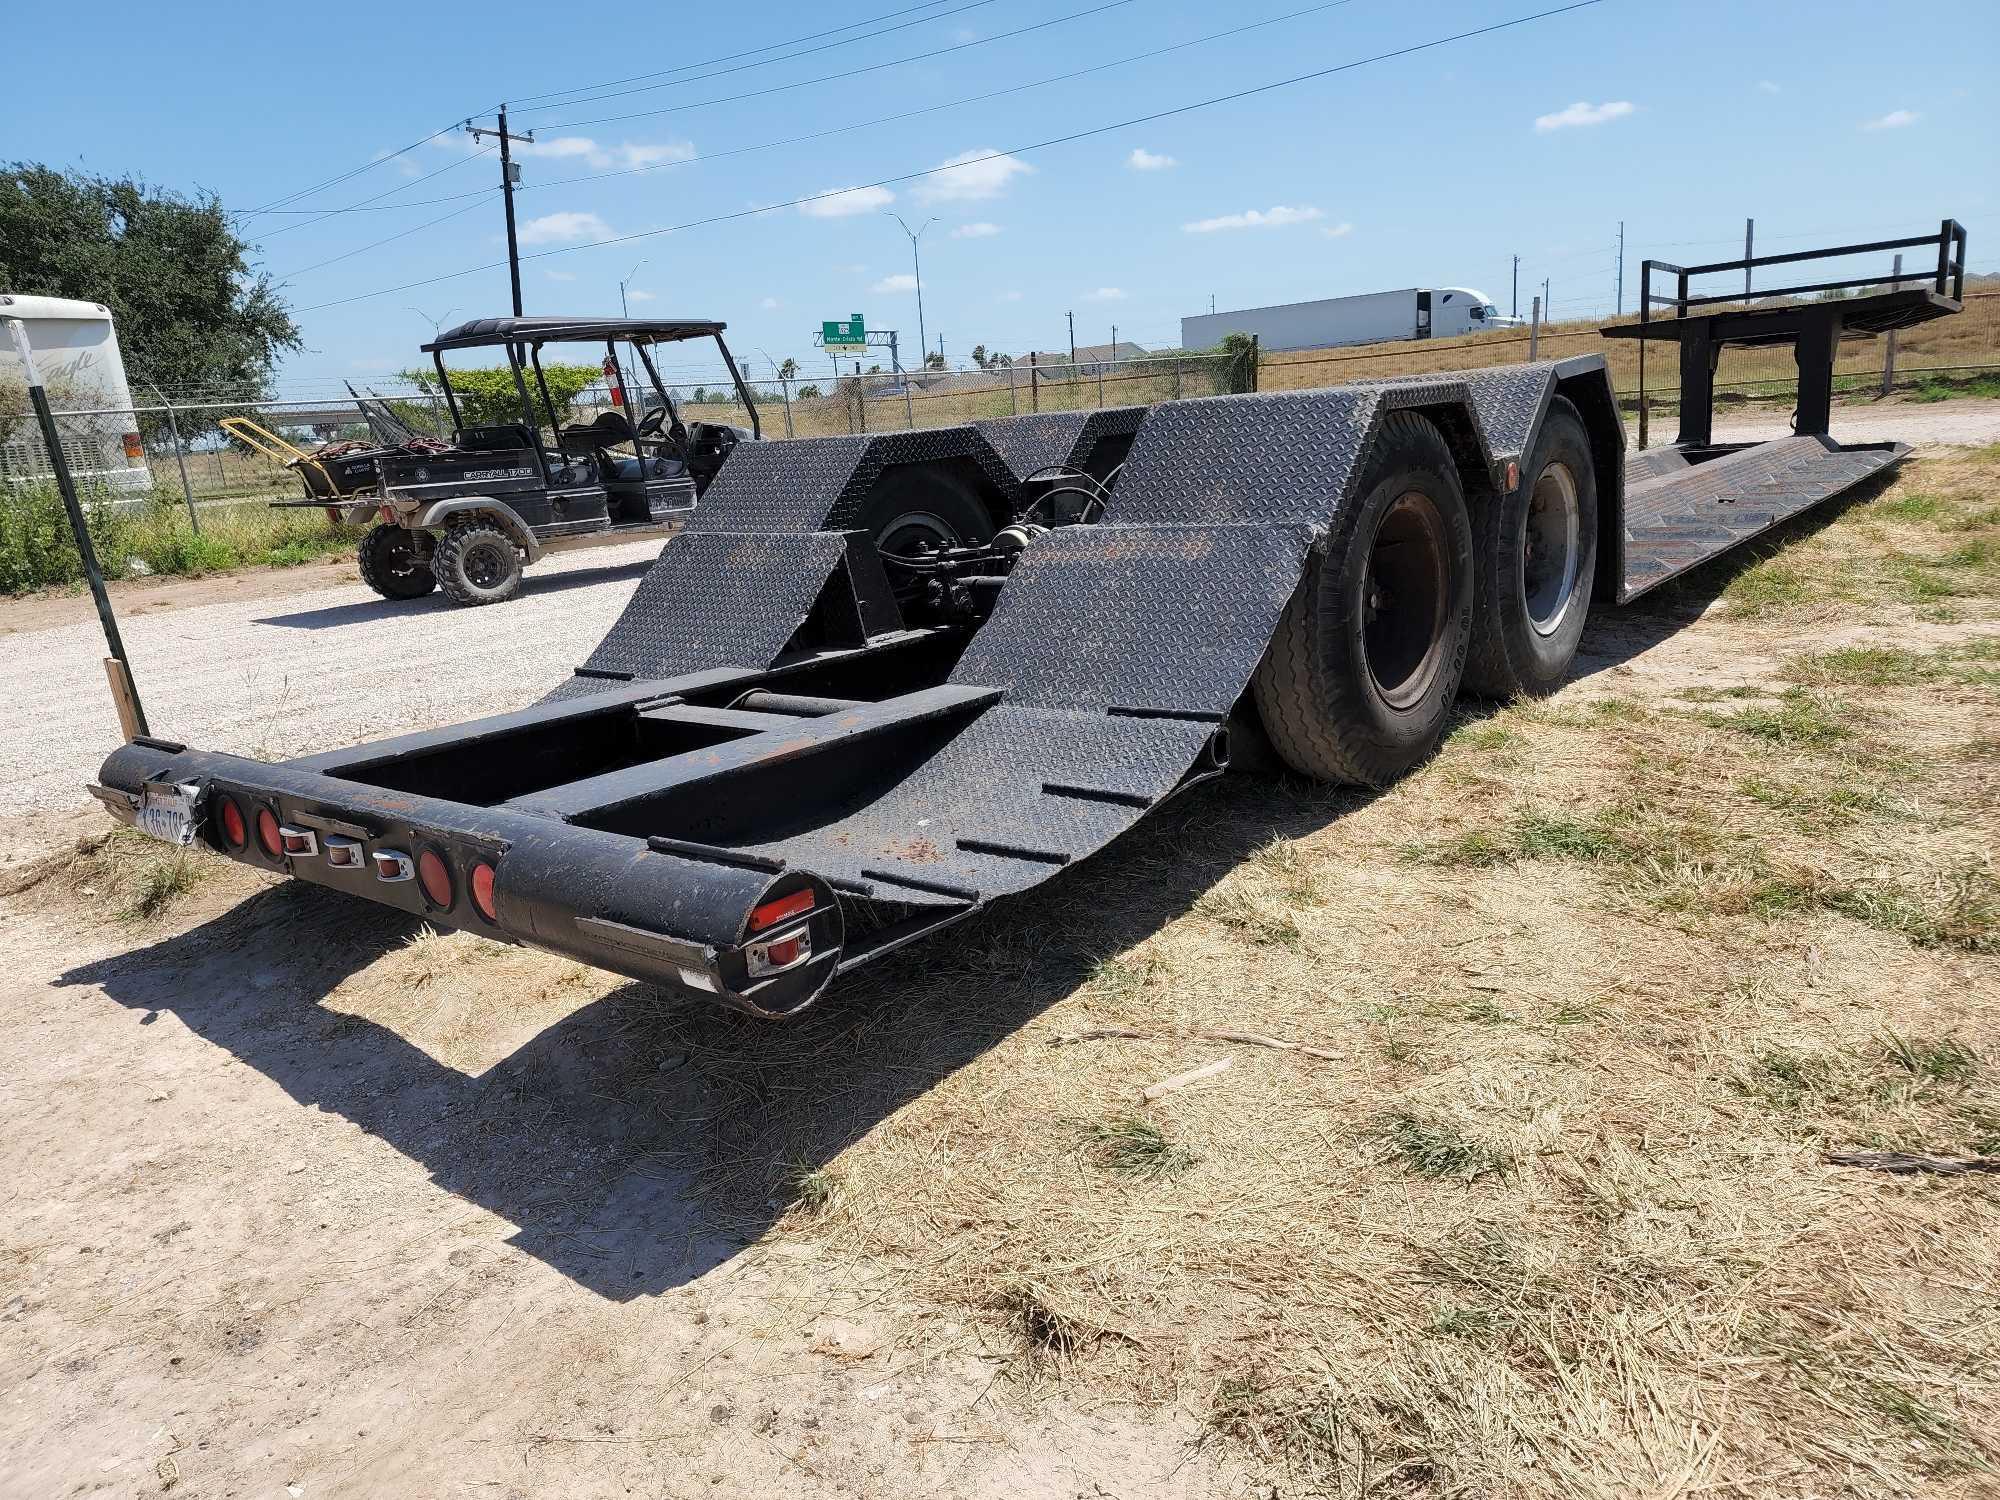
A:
[[136, 782, 202, 847]]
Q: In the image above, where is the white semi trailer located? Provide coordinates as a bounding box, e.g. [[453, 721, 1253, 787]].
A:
[[1182, 287, 1521, 354]]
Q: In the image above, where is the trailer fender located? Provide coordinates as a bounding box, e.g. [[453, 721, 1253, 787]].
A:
[[1551, 365, 1625, 603], [415, 497, 543, 562]]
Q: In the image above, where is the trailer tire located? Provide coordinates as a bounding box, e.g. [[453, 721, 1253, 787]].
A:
[[858, 465, 994, 557], [1252, 412, 1473, 787], [433, 521, 525, 606], [357, 524, 436, 601], [1463, 395, 1597, 698]]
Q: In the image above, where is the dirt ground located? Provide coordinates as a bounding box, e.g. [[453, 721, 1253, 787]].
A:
[[2, 441, 1996, 1498]]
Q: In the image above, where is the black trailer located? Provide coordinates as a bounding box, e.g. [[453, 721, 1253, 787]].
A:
[[337, 317, 764, 605], [94, 225, 1967, 1019]]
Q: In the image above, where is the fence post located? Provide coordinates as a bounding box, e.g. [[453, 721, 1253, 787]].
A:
[[1008, 363, 1018, 415], [149, 388, 200, 533], [1249, 334, 1261, 392], [904, 373, 915, 430], [1529, 298, 1541, 361], [858, 375, 867, 434], [779, 376, 794, 438], [1097, 358, 1105, 408], [1030, 352, 1039, 412], [1172, 356, 1182, 401], [1881, 252, 1903, 397]]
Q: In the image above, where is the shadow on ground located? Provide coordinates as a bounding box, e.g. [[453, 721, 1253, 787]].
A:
[[51, 485, 1873, 1302], [251, 554, 660, 630]]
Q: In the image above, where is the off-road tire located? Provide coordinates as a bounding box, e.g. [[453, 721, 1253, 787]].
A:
[[1252, 412, 1473, 787], [357, 523, 436, 601], [856, 466, 994, 556], [1463, 395, 1598, 699], [433, 522, 525, 606]]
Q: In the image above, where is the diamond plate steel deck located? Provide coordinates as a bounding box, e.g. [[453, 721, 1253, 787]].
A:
[[970, 406, 1147, 483], [568, 531, 849, 685], [689, 427, 1019, 533], [1619, 437, 1907, 598]]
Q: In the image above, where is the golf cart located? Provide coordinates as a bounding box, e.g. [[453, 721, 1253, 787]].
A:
[[351, 316, 761, 605]]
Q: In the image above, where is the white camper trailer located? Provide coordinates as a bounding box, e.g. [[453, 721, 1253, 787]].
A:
[[1182, 287, 1522, 354], [0, 293, 153, 495]]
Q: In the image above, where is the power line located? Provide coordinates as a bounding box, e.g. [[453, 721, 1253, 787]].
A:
[[506, 0, 1361, 201], [239, 121, 469, 219], [273, 200, 490, 283], [252, 147, 495, 238], [517, 0, 1002, 117], [297, 0, 1608, 314], [534, 0, 1147, 131]]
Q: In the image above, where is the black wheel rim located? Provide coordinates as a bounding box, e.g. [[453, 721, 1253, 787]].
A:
[[879, 510, 960, 556], [382, 533, 421, 581], [1362, 490, 1450, 711], [465, 541, 510, 590]]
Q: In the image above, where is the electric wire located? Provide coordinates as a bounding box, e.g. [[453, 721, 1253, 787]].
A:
[[297, 0, 1609, 313]]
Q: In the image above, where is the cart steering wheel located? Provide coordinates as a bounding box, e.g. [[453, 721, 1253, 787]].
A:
[[635, 405, 668, 438]]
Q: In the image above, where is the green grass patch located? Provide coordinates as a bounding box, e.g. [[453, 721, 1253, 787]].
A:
[[1705, 689, 1855, 747], [1371, 1112, 1510, 1183], [1723, 557, 1812, 616], [1904, 372, 2000, 403], [1880, 1033, 1979, 1087], [1083, 1115, 1197, 1179], [1875, 492, 1946, 524]]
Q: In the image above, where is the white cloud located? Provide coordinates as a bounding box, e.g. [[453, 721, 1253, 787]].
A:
[[760, 296, 782, 310], [1757, 79, 1782, 94], [372, 149, 421, 178], [627, 289, 658, 302], [1082, 287, 1127, 302], [1321, 221, 1355, 240], [1127, 148, 1176, 171], [916, 149, 1033, 203], [1533, 100, 1635, 132], [544, 269, 577, 282], [999, 290, 1023, 302], [800, 185, 895, 218], [872, 273, 919, 293], [1183, 204, 1325, 234], [1862, 109, 1918, 130], [952, 26, 979, 41], [516, 210, 611, 245], [952, 222, 1001, 239], [517, 135, 695, 170]]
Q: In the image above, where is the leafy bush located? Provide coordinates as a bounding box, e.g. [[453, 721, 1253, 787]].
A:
[[399, 361, 602, 429]]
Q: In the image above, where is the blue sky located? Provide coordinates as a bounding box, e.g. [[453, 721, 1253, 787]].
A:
[[5, 0, 1993, 394]]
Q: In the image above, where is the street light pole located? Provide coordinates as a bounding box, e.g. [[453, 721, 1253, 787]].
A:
[[885, 213, 937, 374]]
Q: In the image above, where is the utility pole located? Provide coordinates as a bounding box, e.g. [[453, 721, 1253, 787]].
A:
[[1615, 221, 1625, 316], [1110, 324, 1118, 360], [1512, 254, 1520, 317], [1744, 217, 1755, 300], [885, 213, 937, 371], [1542, 278, 1551, 322], [1067, 310, 1076, 364], [467, 106, 535, 317]]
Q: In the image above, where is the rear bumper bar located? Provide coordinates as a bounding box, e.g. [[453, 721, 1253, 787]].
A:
[[94, 740, 845, 1019]]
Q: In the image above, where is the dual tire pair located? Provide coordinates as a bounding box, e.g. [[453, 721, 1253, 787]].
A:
[[1253, 399, 1598, 787]]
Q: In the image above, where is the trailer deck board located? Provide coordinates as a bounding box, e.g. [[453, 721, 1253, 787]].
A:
[[1617, 436, 1907, 599]]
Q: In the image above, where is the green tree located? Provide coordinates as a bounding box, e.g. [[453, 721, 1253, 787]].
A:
[[399, 362, 603, 429], [924, 351, 945, 370], [0, 164, 300, 410], [1215, 332, 1258, 394], [777, 358, 799, 380], [971, 343, 988, 369]]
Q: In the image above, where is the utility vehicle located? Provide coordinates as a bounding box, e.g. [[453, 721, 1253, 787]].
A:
[[95, 225, 1967, 1019], [339, 317, 763, 605]]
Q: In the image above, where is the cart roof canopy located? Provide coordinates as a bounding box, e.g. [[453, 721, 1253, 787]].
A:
[[423, 316, 727, 352]]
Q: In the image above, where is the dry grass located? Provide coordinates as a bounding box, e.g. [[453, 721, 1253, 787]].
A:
[[563, 443, 1996, 1496], [48, 445, 1996, 1494]]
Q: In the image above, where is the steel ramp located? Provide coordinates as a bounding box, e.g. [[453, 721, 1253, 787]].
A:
[[1618, 436, 1907, 600]]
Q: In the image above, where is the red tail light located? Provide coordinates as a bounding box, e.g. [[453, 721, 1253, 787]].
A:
[[255, 807, 282, 858], [216, 796, 247, 850], [749, 888, 814, 932], [470, 861, 498, 923], [121, 432, 144, 461], [417, 849, 454, 910]]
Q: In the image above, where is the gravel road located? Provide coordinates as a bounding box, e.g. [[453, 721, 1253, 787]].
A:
[[1, 537, 667, 816], [6, 399, 1997, 819]]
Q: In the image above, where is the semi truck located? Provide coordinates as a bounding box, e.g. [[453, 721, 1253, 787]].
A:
[[93, 224, 1967, 1022], [1182, 286, 1521, 354]]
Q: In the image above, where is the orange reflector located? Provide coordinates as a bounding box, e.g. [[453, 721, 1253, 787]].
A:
[[417, 849, 453, 909], [121, 432, 144, 460], [1505, 460, 1521, 491], [764, 935, 803, 968], [217, 796, 247, 850], [470, 861, 498, 923], [749, 888, 813, 932]]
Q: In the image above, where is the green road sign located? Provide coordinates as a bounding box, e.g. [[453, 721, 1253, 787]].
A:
[[821, 313, 866, 353]]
